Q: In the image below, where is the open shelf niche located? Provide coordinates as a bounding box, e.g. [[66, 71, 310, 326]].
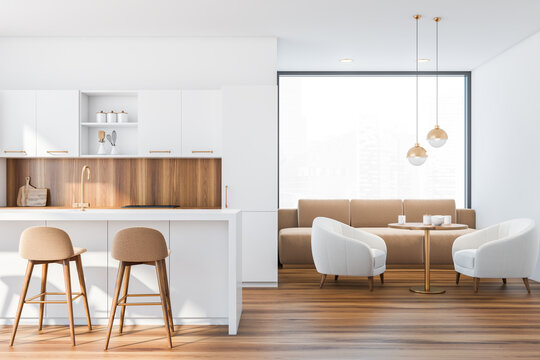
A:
[[80, 91, 139, 156]]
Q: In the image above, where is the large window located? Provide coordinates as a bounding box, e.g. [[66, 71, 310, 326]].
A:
[[279, 73, 469, 209]]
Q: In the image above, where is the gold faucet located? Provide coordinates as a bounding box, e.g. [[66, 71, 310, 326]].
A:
[[73, 165, 91, 211]]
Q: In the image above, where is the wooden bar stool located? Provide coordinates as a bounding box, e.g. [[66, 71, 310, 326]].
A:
[[105, 227, 174, 350], [10, 226, 92, 347]]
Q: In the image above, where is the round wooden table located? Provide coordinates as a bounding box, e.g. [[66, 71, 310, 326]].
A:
[[388, 223, 468, 294]]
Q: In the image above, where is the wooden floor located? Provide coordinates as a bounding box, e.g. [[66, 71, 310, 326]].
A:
[[2, 268, 540, 359]]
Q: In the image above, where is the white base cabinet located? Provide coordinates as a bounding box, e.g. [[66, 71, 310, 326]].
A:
[[0, 221, 45, 322], [44, 221, 108, 320], [241, 212, 277, 284]]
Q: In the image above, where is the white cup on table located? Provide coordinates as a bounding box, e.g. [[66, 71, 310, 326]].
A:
[[444, 215, 452, 225], [423, 215, 432, 225], [398, 215, 406, 225]]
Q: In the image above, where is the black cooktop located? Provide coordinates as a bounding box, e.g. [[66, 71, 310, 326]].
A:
[[122, 205, 180, 208]]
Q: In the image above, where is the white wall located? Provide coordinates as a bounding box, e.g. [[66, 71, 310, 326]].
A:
[[0, 37, 276, 89], [472, 30, 540, 280]]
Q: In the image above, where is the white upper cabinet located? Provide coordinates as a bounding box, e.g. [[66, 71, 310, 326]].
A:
[[222, 85, 278, 211], [36, 90, 79, 157], [138, 90, 181, 157], [181, 90, 222, 157], [0, 91, 37, 157]]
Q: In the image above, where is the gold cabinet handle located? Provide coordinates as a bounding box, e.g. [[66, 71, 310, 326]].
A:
[[149, 150, 172, 154], [225, 185, 228, 208], [47, 150, 69, 154], [4, 150, 27, 154], [192, 150, 214, 154]]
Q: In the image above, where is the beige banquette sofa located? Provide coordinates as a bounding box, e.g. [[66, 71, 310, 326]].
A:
[[279, 199, 476, 266]]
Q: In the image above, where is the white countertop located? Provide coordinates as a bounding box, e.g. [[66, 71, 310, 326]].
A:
[[0, 208, 241, 221]]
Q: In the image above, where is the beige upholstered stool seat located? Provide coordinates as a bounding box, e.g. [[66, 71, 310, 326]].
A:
[[10, 226, 92, 347], [111, 227, 169, 262], [105, 227, 174, 350]]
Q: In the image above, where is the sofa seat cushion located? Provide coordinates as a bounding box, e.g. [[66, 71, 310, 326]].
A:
[[298, 199, 350, 227], [429, 229, 476, 265], [279, 228, 313, 265], [371, 248, 386, 269], [360, 228, 424, 264], [454, 249, 476, 269]]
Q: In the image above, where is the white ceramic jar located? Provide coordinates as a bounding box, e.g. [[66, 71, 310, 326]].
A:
[[107, 110, 117, 123], [96, 110, 107, 123], [117, 110, 129, 123]]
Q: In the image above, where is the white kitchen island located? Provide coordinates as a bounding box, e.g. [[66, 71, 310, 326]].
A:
[[0, 208, 242, 335]]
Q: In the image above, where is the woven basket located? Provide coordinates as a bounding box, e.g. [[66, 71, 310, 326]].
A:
[[17, 177, 47, 207]]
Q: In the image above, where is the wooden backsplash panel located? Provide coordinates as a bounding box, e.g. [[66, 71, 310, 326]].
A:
[[6, 158, 221, 208]]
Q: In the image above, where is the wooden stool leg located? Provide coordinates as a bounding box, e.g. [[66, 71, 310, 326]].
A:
[[160, 260, 174, 333], [155, 261, 173, 348], [473, 277, 480, 293], [105, 262, 125, 350], [63, 259, 76, 346], [380, 273, 384, 284], [75, 256, 92, 331], [10, 261, 34, 346], [119, 265, 131, 334], [368, 276, 374, 291], [39, 263, 48, 331], [502, 278, 507, 285], [456, 272, 461, 285]]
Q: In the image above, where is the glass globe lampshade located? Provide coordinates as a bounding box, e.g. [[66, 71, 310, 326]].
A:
[[427, 125, 448, 148], [407, 143, 428, 166]]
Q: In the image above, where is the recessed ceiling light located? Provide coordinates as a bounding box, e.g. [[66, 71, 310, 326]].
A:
[[340, 58, 353, 63], [418, 58, 430, 63]]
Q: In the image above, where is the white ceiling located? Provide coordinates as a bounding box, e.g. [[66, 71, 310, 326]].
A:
[[1, 0, 540, 71]]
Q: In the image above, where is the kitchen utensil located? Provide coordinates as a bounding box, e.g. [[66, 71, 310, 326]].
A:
[[97, 130, 107, 155], [107, 110, 117, 123], [106, 134, 113, 145], [96, 110, 107, 123], [117, 110, 129, 123], [17, 177, 47, 207], [112, 130, 117, 145]]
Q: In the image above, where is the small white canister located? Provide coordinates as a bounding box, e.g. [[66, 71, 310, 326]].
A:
[[423, 215, 432, 225], [107, 110, 117, 123], [117, 110, 129, 123], [96, 110, 107, 123]]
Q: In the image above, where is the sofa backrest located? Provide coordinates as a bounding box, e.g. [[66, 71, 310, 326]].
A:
[[403, 199, 456, 222], [297, 199, 350, 227], [350, 199, 403, 227]]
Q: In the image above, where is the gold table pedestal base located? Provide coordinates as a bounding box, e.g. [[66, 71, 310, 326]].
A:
[[409, 286, 446, 294]]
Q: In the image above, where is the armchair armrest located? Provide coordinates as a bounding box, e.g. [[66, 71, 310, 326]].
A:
[[452, 223, 500, 255], [342, 225, 387, 253]]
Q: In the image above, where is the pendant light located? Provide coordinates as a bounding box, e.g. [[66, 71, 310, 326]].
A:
[[427, 16, 448, 148], [407, 14, 428, 166]]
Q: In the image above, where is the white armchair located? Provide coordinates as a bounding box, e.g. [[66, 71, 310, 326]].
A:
[[311, 217, 387, 291], [452, 218, 538, 293]]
